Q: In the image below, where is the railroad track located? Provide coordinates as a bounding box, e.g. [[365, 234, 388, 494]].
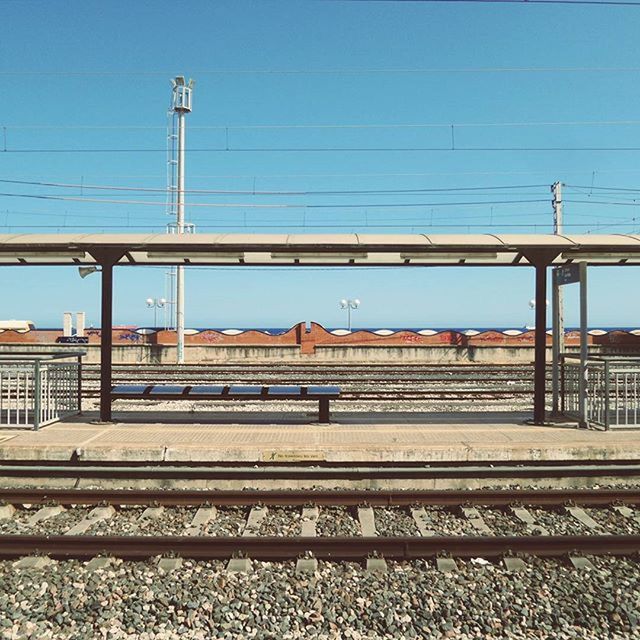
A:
[[80, 363, 546, 403], [1, 488, 639, 564], [1, 459, 640, 481]]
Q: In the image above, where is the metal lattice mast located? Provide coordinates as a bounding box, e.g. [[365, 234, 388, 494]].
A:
[[169, 76, 194, 364], [164, 110, 178, 331]]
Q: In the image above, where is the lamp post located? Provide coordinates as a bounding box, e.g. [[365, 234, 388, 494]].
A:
[[339, 298, 360, 331], [527, 298, 549, 329], [146, 297, 166, 328]]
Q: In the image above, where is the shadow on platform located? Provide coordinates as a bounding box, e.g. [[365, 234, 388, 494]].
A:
[[65, 409, 565, 428]]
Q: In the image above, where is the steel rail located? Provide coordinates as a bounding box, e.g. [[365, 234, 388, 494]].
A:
[[1, 488, 638, 507], [83, 363, 538, 369], [0, 534, 638, 561], [2, 462, 639, 480]]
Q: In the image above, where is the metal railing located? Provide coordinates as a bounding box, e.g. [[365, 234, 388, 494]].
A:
[[562, 355, 640, 430], [0, 352, 84, 429]]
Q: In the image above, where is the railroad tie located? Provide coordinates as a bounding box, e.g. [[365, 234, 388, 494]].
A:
[[64, 505, 116, 536], [26, 505, 65, 527], [410, 507, 437, 537], [502, 557, 527, 572], [242, 505, 268, 536], [86, 557, 114, 571], [436, 557, 458, 573], [357, 506, 377, 537], [612, 504, 640, 527], [510, 505, 549, 536], [357, 506, 388, 573], [569, 556, 595, 571], [565, 506, 602, 531], [227, 505, 268, 573], [300, 506, 319, 537], [0, 504, 15, 520], [139, 506, 165, 521], [185, 506, 218, 536], [460, 506, 493, 536], [296, 506, 320, 574], [158, 557, 183, 573], [14, 556, 53, 570]]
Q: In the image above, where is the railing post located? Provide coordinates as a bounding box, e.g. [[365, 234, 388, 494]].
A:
[[604, 360, 610, 431], [560, 354, 565, 414], [77, 354, 83, 415], [578, 261, 589, 428], [33, 360, 41, 431]]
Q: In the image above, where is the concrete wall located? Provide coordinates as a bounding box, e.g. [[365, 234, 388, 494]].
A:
[[0, 342, 602, 364]]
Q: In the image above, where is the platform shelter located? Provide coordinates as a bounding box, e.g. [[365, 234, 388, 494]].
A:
[[1, 232, 639, 426]]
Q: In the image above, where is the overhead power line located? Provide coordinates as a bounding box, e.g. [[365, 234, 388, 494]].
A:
[[2, 66, 640, 76], [345, 0, 640, 5], [567, 199, 640, 206], [2, 222, 639, 229], [6, 119, 640, 130], [0, 192, 549, 209], [566, 184, 640, 193], [6, 146, 640, 153], [0, 178, 548, 196]]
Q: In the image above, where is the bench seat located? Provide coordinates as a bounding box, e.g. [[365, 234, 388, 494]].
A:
[[111, 383, 340, 423]]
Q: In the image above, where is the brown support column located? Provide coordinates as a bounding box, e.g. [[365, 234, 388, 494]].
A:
[[319, 397, 330, 424], [533, 262, 548, 425], [523, 249, 559, 426], [100, 261, 114, 422], [88, 249, 124, 424]]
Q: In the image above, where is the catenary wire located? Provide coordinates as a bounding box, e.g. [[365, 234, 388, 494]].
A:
[[0, 192, 550, 209], [0, 178, 551, 196], [6, 146, 640, 153]]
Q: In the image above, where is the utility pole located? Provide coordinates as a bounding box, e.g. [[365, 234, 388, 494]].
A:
[[169, 76, 194, 364], [551, 181, 564, 415]]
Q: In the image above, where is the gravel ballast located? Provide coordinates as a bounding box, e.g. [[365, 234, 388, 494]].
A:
[[0, 557, 638, 639], [316, 507, 361, 537], [89, 507, 198, 537]]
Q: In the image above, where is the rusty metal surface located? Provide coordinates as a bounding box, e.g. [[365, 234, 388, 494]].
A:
[[1, 461, 639, 481], [0, 534, 639, 560], [0, 488, 638, 507]]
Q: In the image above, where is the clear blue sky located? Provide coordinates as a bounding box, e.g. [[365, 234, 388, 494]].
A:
[[1, 0, 640, 329]]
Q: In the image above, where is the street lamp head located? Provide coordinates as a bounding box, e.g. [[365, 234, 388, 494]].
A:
[[352, 299, 361, 308], [339, 299, 348, 308], [158, 298, 167, 307], [529, 298, 549, 309], [145, 297, 155, 307]]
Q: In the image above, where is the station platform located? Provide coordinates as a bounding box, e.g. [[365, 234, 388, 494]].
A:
[[0, 411, 638, 464]]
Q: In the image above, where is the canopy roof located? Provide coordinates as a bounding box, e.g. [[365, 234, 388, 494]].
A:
[[0, 233, 639, 266]]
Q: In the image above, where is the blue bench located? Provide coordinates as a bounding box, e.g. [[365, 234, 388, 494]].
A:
[[110, 384, 340, 423]]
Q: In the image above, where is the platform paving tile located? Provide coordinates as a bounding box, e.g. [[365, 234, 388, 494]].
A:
[[2, 412, 640, 462]]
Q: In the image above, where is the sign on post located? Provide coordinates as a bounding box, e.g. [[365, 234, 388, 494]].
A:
[[557, 264, 580, 286]]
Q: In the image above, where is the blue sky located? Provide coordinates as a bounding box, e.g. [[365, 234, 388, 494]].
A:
[[1, 0, 640, 328]]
